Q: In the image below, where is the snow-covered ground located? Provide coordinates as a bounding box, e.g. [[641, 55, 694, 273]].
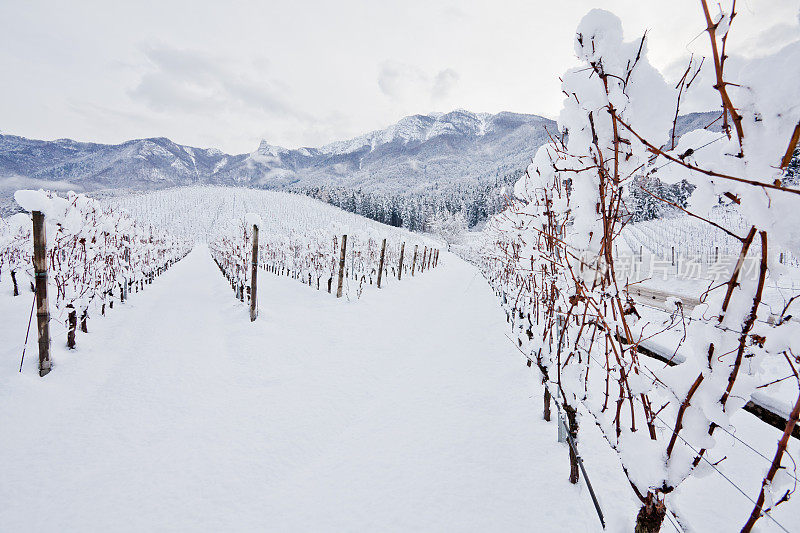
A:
[[107, 186, 436, 245], [0, 245, 629, 531], [1, 242, 798, 530]]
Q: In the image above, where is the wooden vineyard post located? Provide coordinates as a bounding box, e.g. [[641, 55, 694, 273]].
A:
[[336, 234, 347, 298], [412, 245, 418, 276], [250, 224, 259, 322], [377, 238, 387, 288], [543, 386, 551, 422], [67, 304, 76, 349], [398, 242, 405, 281], [32, 211, 51, 377], [556, 314, 579, 484]]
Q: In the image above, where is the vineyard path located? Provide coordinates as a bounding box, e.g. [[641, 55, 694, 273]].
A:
[[0, 244, 631, 531]]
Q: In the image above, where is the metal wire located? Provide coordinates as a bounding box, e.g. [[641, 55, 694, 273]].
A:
[[545, 382, 606, 529], [715, 424, 800, 484], [18, 294, 36, 372], [540, 339, 794, 532], [664, 509, 683, 532], [652, 412, 792, 533]]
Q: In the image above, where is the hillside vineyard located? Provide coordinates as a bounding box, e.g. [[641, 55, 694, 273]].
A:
[[1, 2, 799, 533]]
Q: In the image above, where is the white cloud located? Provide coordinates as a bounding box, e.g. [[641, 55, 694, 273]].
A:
[[377, 61, 428, 101], [432, 69, 460, 100], [378, 61, 459, 104], [0, 0, 796, 153], [130, 46, 306, 120]]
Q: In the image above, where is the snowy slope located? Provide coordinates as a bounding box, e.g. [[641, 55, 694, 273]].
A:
[[107, 186, 435, 244]]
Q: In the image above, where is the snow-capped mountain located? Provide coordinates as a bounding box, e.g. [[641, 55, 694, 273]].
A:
[[318, 110, 494, 155], [0, 111, 553, 199], [240, 110, 554, 191], [0, 135, 246, 187], [0, 109, 717, 214]]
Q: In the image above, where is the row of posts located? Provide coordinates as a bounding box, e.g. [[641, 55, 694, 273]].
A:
[[28, 210, 182, 377], [333, 235, 440, 299], [226, 230, 441, 319]]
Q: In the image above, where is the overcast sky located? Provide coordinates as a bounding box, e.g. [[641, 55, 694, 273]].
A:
[[1, 0, 797, 153]]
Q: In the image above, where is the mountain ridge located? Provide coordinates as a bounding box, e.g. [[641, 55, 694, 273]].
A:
[[0, 110, 718, 215]]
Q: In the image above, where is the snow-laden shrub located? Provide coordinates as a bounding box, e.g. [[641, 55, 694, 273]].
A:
[[7, 189, 191, 326], [484, 5, 800, 531], [210, 210, 437, 301]]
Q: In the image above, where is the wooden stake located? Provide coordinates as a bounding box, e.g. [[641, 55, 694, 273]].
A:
[[543, 387, 551, 422], [32, 211, 51, 377], [398, 242, 405, 280], [250, 224, 259, 322], [421, 247, 427, 273], [67, 305, 76, 349], [337, 234, 347, 298], [412, 245, 418, 276], [10, 269, 19, 296], [377, 238, 386, 288]]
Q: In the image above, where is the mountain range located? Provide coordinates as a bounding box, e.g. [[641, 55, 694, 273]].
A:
[[0, 109, 717, 214]]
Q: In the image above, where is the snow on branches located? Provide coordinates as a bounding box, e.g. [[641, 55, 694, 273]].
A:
[[485, 5, 800, 532], [3, 190, 191, 336], [210, 210, 438, 302]]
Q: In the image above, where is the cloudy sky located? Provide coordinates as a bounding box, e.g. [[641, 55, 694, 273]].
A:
[[1, 0, 797, 153]]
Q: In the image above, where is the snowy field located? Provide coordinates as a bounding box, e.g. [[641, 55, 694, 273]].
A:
[[2, 0, 800, 529], [108, 186, 435, 246], [0, 237, 797, 531], [0, 244, 633, 531], [110, 186, 438, 302]]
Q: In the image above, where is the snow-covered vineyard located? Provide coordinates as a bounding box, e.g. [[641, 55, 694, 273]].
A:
[[111, 187, 440, 301], [479, 4, 800, 532], [1, 191, 191, 360], [1, 2, 800, 533]]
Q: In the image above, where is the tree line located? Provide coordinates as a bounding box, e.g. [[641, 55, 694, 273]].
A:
[[293, 171, 521, 232]]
